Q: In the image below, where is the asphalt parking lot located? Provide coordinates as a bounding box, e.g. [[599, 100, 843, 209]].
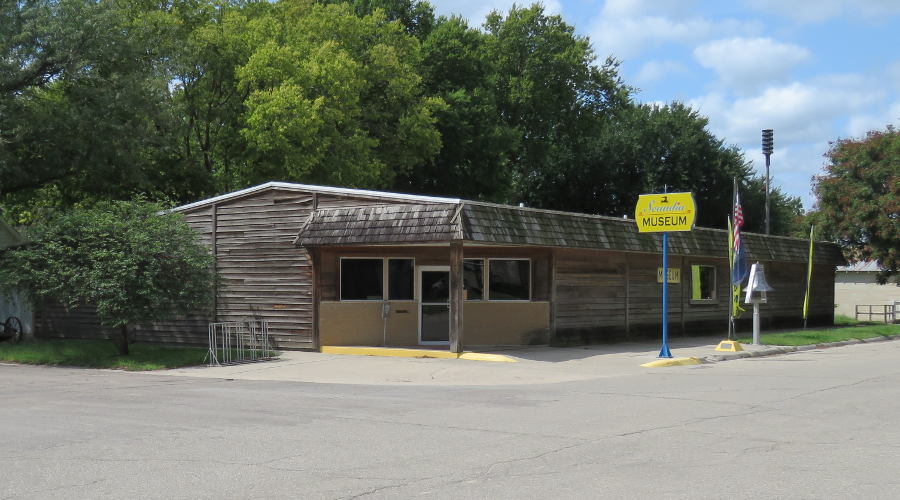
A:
[[2, 339, 899, 499]]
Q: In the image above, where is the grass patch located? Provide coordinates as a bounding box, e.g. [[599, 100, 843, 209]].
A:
[[0, 339, 208, 371], [737, 323, 900, 346], [833, 314, 878, 326]]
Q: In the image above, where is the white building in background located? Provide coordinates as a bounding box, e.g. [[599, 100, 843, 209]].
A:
[[0, 218, 33, 337], [835, 261, 900, 322]]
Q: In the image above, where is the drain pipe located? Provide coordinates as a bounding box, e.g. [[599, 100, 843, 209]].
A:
[[382, 301, 391, 346]]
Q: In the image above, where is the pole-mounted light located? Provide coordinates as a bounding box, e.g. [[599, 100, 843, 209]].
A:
[[761, 129, 773, 235]]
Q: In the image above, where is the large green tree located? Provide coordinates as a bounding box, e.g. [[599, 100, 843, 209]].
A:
[[531, 102, 801, 233], [483, 4, 632, 206], [393, 15, 518, 201], [810, 127, 900, 280], [0, 0, 188, 217], [235, 0, 444, 188], [0, 201, 216, 355]]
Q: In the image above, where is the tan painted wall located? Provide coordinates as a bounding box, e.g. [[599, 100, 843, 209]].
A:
[[319, 301, 418, 346], [464, 301, 550, 345], [834, 279, 900, 319], [319, 300, 550, 346]]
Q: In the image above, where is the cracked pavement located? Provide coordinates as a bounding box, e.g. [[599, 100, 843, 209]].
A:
[[1, 340, 899, 499]]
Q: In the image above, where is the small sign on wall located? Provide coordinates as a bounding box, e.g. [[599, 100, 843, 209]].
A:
[[657, 267, 681, 284]]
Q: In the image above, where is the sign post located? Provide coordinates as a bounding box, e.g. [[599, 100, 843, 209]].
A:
[[635, 192, 697, 358]]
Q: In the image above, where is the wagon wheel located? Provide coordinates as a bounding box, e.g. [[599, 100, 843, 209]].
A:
[[3, 316, 23, 344]]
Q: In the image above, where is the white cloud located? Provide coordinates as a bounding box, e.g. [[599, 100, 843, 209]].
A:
[[746, 142, 831, 209], [693, 37, 810, 94], [690, 80, 884, 145], [635, 60, 687, 84], [601, 0, 698, 18], [743, 0, 900, 23], [590, 15, 761, 60], [846, 101, 900, 137]]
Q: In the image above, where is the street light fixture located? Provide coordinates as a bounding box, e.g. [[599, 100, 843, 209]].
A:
[[762, 129, 773, 235]]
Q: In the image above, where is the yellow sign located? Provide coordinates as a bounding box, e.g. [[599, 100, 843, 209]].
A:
[[657, 268, 681, 284], [635, 192, 696, 232]]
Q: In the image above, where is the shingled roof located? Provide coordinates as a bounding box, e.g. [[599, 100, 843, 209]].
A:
[[295, 202, 846, 265]]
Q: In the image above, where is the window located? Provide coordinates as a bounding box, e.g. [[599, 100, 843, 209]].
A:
[[463, 259, 484, 301], [388, 259, 414, 300], [341, 259, 383, 300], [691, 265, 716, 301], [340, 257, 415, 301], [489, 259, 531, 301]]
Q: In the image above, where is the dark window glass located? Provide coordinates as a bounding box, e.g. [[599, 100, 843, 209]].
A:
[[388, 259, 414, 300], [489, 260, 530, 301], [340, 259, 383, 300], [463, 259, 484, 301], [421, 270, 449, 302], [691, 265, 716, 300]]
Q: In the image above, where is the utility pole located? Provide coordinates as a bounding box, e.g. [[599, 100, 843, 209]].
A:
[[762, 129, 774, 235]]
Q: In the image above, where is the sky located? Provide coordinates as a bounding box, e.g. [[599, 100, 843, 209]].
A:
[[430, 0, 900, 211]]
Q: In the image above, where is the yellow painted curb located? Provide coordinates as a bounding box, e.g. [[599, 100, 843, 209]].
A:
[[641, 357, 702, 368], [458, 352, 517, 363], [715, 340, 744, 352], [320, 346, 517, 363]]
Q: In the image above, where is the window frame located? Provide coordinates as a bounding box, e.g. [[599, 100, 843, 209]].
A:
[[339, 257, 416, 302], [487, 257, 532, 302], [689, 263, 718, 304]]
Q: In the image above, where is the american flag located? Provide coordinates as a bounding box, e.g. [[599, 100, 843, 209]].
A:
[[731, 190, 749, 285], [733, 193, 744, 250]]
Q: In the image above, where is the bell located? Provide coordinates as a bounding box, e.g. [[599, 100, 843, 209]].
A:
[[748, 264, 774, 292]]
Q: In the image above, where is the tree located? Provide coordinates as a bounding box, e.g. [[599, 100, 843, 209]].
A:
[[393, 15, 519, 201], [482, 4, 633, 206], [0, 201, 216, 355], [531, 102, 802, 234], [811, 127, 900, 281], [235, 1, 445, 189], [0, 0, 191, 216]]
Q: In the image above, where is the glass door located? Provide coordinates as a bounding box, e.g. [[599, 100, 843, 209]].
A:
[[418, 266, 450, 344]]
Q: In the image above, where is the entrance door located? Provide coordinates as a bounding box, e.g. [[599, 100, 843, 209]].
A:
[[419, 266, 450, 345]]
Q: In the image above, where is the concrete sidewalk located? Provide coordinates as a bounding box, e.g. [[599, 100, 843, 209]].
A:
[[151, 335, 900, 387]]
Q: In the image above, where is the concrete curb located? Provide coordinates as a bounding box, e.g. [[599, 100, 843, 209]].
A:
[[703, 334, 900, 363], [320, 346, 518, 363], [641, 357, 703, 368]]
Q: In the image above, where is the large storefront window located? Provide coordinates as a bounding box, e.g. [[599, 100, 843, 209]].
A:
[[340, 259, 383, 300], [463, 259, 484, 301], [388, 258, 414, 300], [488, 259, 531, 301], [340, 258, 415, 301]]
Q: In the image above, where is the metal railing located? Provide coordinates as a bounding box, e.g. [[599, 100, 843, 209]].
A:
[[854, 304, 899, 324], [207, 320, 275, 366]]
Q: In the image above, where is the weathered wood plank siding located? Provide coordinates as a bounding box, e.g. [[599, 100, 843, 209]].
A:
[[210, 189, 314, 349]]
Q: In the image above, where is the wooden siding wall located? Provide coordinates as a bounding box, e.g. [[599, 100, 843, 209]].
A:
[[552, 248, 835, 344], [35, 188, 429, 348]]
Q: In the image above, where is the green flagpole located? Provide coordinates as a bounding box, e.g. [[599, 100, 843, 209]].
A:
[[803, 226, 815, 329]]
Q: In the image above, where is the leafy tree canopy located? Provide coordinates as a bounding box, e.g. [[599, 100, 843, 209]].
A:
[[809, 127, 900, 281], [0, 201, 216, 354]]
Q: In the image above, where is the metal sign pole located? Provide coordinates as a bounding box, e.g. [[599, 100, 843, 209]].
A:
[[659, 231, 673, 358]]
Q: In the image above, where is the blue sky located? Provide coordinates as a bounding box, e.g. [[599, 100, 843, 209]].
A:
[[430, 0, 900, 210]]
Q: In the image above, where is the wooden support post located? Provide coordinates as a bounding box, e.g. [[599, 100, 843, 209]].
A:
[[680, 255, 686, 336], [449, 241, 464, 353], [310, 247, 322, 350], [624, 254, 631, 340], [211, 203, 218, 323], [549, 250, 557, 341]]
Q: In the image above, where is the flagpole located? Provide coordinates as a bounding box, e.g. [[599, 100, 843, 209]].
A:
[[727, 216, 734, 340], [803, 225, 815, 329]]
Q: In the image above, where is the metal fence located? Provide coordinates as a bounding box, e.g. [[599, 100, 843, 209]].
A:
[[854, 303, 899, 324], [207, 320, 275, 366]]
